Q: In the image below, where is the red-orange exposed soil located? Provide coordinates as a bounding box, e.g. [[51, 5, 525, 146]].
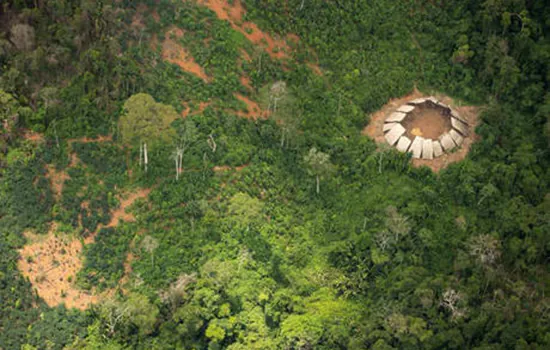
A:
[[363, 89, 480, 172], [197, 0, 292, 60], [105, 188, 151, 230], [43, 135, 115, 199], [18, 188, 151, 310], [162, 27, 209, 82], [213, 164, 248, 172], [240, 75, 252, 90], [45, 165, 70, 200], [22, 130, 44, 142], [131, 3, 148, 29], [67, 135, 113, 145], [307, 62, 323, 76], [152, 10, 160, 23], [70, 152, 80, 167], [234, 93, 268, 119], [118, 252, 136, 293], [18, 226, 100, 309], [181, 103, 191, 117], [181, 101, 212, 117], [197, 101, 211, 113], [240, 49, 252, 62]]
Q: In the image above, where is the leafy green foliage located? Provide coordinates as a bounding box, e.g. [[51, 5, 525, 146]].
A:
[[78, 227, 132, 291], [119, 93, 177, 148], [56, 166, 111, 236], [1, 0, 549, 349], [0, 145, 53, 240]]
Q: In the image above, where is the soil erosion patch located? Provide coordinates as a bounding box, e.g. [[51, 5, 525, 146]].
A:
[[18, 188, 151, 310]]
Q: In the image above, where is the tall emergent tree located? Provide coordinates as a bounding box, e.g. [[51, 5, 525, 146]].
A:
[[304, 147, 334, 194], [260, 81, 300, 148], [172, 118, 198, 180], [118, 93, 177, 172]]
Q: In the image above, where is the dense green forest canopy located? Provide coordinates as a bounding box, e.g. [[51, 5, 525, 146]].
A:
[[1, 0, 549, 349]]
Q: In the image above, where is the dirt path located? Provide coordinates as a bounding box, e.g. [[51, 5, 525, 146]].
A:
[[240, 49, 252, 62], [196, 0, 322, 74], [363, 89, 480, 172], [118, 252, 136, 293], [45, 165, 70, 200], [22, 130, 44, 142], [162, 27, 210, 82], [307, 63, 323, 76], [18, 188, 151, 310], [181, 101, 212, 117], [102, 188, 152, 231], [43, 135, 113, 199], [240, 75, 252, 90], [234, 93, 268, 119], [66, 135, 113, 145], [197, 0, 292, 60], [212, 164, 248, 172]]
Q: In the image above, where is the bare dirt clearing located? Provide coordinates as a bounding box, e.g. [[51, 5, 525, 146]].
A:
[[240, 75, 252, 90], [401, 104, 452, 139], [22, 130, 44, 142], [363, 89, 480, 172], [18, 188, 151, 310], [44, 135, 114, 199], [181, 101, 212, 117], [234, 93, 268, 119], [45, 165, 70, 200], [18, 225, 99, 309], [106, 188, 152, 229], [197, 0, 291, 60], [67, 135, 112, 144], [213, 164, 248, 172], [196, 0, 322, 75], [162, 27, 210, 82]]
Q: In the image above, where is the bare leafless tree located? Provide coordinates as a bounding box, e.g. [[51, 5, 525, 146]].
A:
[[141, 235, 159, 267], [10, 23, 35, 51], [374, 229, 393, 252], [441, 289, 467, 320], [374, 207, 411, 252], [385, 206, 410, 241], [376, 143, 391, 174], [99, 297, 130, 336], [468, 234, 501, 267], [268, 81, 287, 113], [159, 273, 196, 312], [207, 134, 217, 153]]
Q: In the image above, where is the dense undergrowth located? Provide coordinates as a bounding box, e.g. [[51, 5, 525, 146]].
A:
[[0, 0, 549, 349]]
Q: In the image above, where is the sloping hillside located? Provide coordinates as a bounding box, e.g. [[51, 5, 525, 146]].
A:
[[0, 1, 549, 349]]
